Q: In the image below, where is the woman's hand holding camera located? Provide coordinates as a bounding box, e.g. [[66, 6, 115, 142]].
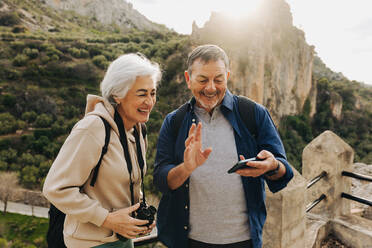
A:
[[102, 203, 154, 239]]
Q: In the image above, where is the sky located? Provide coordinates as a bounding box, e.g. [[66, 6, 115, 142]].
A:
[[126, 0, 372, 85]]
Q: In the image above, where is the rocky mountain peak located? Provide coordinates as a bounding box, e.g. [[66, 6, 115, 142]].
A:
[[191, 0, 315, 123], [44, 0, 165, 32]]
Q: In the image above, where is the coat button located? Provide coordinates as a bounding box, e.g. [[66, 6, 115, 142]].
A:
[[185, 184, 189, 188], [184, 225, 188, 230], [192, 119, 195, 123], [185, 205, 188, 210]]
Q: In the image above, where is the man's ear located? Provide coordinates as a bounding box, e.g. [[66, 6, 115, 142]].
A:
[[185, 70, 191, 89], [226, 71, 230, 80]]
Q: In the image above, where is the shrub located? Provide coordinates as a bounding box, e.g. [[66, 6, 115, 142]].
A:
[[1, 94, 16, 107], [23, 48, 39, 59], [50, 54, 59, 61], [45, 45, 63, 58], [12, 54, 29, 66], [119, 36, 130, 43], [68, 47, 81, 58], [0, 11, 21, 26], [0, 113, 18, 134], [21, 165, 39, 189], [35, 114, 53, 128], [40, 55, 50, 64], [87, 45, 103, 57], [92, 55, 108, 69], [23, 63, 41, 78], [70, 62, 99, 81], [17, 120, 26, 130], [79, 49, 90, 58], [10, 41, 27, 51], [68, 47, 90, 58], [11, 25, 27, 33], [123, 42, 140, 53]]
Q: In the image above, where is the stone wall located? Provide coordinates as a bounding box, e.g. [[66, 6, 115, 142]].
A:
[[263, 130, 372, 248], [302, 130, 354, 218], [263, 168, 306, 248], [9, 188, 49, 208]]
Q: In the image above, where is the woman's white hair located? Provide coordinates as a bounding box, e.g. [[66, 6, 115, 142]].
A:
[[100, 53, 161, 105]]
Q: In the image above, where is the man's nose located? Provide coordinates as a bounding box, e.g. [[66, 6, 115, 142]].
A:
[[205, 80, 216, 91]]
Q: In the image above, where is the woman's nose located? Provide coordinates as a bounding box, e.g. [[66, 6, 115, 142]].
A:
[[144, 95, 155, 105]]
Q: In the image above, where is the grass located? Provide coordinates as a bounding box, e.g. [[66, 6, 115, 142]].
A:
[[0, 211, 48, 247], [0, 211, 164, 247]]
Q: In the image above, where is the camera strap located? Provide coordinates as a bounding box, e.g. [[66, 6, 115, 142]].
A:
[[114, 110, 145, 217]]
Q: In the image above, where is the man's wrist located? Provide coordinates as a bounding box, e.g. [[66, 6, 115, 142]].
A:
[[182, 162, 194, 174], [265, 160, 280, 176]]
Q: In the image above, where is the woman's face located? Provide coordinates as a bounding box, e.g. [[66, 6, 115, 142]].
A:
[[116, 75, 156, 130]]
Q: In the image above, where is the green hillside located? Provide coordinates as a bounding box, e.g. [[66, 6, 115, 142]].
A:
[[0, 0, 191, 194]]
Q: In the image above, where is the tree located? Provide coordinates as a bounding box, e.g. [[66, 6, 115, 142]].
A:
[[0, 172, 20, 214]]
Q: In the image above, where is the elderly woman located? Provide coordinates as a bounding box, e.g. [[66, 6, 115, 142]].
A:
[[43, 53, 161, 248]]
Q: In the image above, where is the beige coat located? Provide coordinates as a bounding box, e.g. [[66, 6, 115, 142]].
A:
[[43, 95, 147, 247]]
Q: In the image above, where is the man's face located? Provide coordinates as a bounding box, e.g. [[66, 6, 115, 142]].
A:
[[185, 58, 230, 113]]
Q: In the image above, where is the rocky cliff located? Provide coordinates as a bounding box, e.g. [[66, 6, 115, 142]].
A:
[[44, 0, 165, 32], [191, 0, 315, 123]]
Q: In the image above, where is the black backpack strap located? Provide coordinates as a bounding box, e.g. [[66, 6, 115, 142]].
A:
[[90, 116, 111, 187], [140, 123, 147, 139], [237, 95, 257, 139], [172, 102, 189, 139]]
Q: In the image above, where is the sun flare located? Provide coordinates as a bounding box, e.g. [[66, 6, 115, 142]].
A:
[[211, 0, 262, 19]]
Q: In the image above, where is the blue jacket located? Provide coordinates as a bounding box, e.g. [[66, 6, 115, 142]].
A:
[[153, 90, 293, 248]]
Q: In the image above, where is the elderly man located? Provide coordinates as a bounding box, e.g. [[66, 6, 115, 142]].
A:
[[154, 44, 293, 248]]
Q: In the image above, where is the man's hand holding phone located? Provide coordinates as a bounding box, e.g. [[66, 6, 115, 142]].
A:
[[228, 150, 281, 178]]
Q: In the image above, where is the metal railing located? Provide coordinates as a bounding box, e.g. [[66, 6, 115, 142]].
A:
[[305, 171, 328, 213], [133, 169, 371, 244], [341, 193, 372, 207], [341, 171, 372, 182], [306, 194, 326, 212], [340, 170, 372, 207], [307, 171, 327, 189]]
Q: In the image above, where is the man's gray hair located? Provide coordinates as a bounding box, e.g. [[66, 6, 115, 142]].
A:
[[187, 44, 230, 75], [100, 53, 161, 105]]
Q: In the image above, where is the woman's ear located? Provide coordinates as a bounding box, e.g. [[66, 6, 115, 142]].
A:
[[112, 96, 120, 105]]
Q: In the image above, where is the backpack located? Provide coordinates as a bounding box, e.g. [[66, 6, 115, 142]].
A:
[[46, 117, 146, 248], [172, 95, 257, 139]]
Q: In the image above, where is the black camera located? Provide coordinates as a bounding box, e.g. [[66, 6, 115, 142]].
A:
[[135, 202, 157, 227]]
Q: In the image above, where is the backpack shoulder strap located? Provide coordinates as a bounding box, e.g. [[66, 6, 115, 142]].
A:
[[140, 123, 147, 139], [172, 102, 189, 139], [237, 95, 257, 139], [90, 116, 111, 187]]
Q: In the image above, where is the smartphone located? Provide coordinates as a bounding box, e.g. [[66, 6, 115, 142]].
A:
[[227, 157, 264, 174]]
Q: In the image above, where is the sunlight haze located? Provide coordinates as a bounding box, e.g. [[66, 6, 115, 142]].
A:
[[127, 0, 372, 85]]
